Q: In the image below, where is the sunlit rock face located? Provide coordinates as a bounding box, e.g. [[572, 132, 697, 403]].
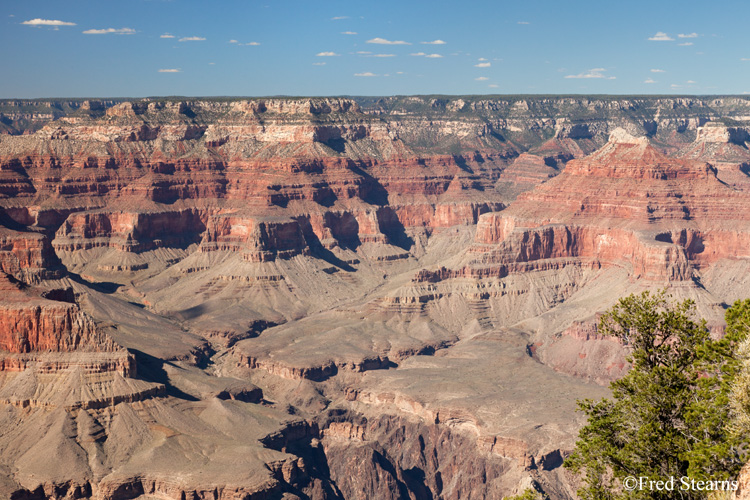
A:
[[0, 96, 749, 499]]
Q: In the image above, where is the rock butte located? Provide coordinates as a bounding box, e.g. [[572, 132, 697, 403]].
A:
[[0, 96, 749, 499]]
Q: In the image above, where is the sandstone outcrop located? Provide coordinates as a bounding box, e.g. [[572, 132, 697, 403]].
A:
[[0, 97, 749, 499], [201, 213, 310, 262], [0, 224, 61, 283], [0, 273, 118, 354], [403, 127, 750, 395], [466, 128, 750, 283]]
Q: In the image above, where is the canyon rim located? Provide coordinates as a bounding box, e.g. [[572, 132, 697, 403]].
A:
[[0, 95, 749, 499]]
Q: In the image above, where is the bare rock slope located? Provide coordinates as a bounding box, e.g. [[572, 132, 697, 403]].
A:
[[0, 96, 749, 499]]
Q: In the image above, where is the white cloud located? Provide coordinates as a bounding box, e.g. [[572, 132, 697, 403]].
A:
[[316, 51, 340, 56], [644, 78, 657, 84], [678, 42, 694, 46], [475, 62, 491, 68], [421, 39, 446, 45], [671, 83, 682, 88], [648, 31, 674, 41], [478, 58, 487, 61], [369, 53, 396, 57], [742, 58, 750, 61], [22, 18, 76, 26], [354, 72, 377, 77], [159, 69, 181, 73], [161, 33, 175, 39], [686, 80, 696, 84], [367, 37, 410, 45], [488, 84, 499, 88], [564, 68, 616, 79], [357, 51, 372, 54], [82, 27, 135, 35], [313, 62, 326, 66], [517, 21, 530, 25], [650, 69, 666, 73], [209, 62, 215, 65], [179, 36, 205, 41], [475, 77, 489, 81], [410, 52, 426, 56], [396, 71, 404, 74], [341, 31, 357, 35], [678, 32, 698, 38], [425, 54, 442, 58], [229, 39, 259, 46], [331, 16, 348, 20]]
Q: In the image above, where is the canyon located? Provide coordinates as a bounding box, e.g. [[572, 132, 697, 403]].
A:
[[0, 95, 749, 499]]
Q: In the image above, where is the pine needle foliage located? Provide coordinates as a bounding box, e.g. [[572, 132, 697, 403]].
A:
[[729, 299, 750, 433], [503, 489, 546, 500], [564, 291, 748, 500]]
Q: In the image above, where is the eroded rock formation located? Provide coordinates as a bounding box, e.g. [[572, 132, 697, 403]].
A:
[[0, 96, 749, 499]]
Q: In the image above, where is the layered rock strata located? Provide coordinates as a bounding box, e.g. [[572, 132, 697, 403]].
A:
[[0, 97, 749, 499], [460, 129, 750, 284]]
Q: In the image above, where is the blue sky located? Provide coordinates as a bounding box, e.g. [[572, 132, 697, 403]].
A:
[[1, 0, 748, 98]]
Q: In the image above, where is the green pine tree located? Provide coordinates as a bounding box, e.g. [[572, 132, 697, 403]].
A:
[[564, 291, 749, 500], [503, 489, 546, 500], [729, 299, 750, 433]]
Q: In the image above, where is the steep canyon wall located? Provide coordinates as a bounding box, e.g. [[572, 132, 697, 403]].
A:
[[0, 96, 748, 499]]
